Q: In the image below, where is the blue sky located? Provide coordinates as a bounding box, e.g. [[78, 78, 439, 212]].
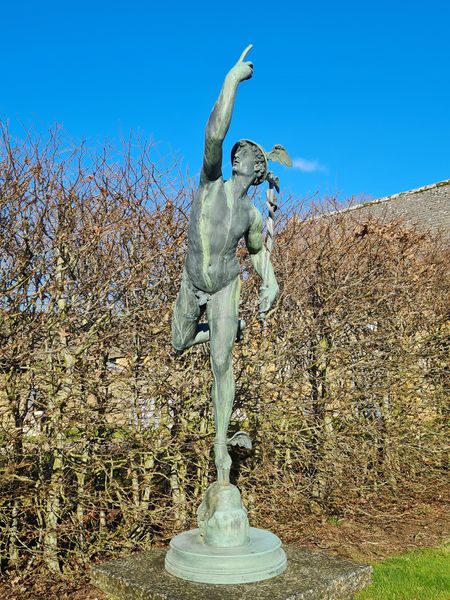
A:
[[1, 0, 449, 203]]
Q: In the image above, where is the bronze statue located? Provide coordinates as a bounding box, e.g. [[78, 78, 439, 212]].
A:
[[166, 45, 291, 582], [172, 45, 291, 487]]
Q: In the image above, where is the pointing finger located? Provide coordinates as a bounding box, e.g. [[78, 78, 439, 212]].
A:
[[238, 44, 253, 62]]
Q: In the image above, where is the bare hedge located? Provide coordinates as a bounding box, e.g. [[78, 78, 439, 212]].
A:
[[0, 130, 448, 579]]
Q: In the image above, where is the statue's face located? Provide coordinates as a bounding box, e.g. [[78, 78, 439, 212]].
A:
[[232, 144, 257, 181]]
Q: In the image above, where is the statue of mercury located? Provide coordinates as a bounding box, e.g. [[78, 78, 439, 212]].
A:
[[171, 45, 283, 487]]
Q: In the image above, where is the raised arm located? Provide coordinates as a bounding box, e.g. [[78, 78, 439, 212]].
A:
[[201, 45, 254, 183]]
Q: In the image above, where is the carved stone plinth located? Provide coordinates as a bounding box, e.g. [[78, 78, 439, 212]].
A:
[[91, 545, 372, 599]]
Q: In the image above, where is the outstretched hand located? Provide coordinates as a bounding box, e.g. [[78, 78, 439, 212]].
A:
[[230, 44, 254, 83], [259, 281, 279, 319]]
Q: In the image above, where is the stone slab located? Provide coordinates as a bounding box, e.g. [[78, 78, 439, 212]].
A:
[[92, 544, 372, 599]]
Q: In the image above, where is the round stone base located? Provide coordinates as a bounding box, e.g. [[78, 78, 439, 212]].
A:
[[165, 527, 287, 584]]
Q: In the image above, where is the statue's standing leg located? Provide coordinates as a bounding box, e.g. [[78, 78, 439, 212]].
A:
[[206, 276, 240, 485]]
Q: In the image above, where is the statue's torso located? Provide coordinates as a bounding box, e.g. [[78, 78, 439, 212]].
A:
[[185, 179, 251, 294]]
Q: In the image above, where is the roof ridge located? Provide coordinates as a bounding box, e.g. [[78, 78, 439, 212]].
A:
[[343, 179, 450, 213]]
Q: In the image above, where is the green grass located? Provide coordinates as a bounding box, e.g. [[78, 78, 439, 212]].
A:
[[356, 546, 450, 600]]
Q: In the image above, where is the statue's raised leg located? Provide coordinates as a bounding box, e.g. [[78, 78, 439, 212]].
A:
[[172, 269, 246, 352], [171, 270, 206, 351]]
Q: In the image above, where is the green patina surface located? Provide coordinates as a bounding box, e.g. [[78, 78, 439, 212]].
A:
[[170, 46, 284, 557], [168, 46, 293, 580], [165, 527, 286, 584]]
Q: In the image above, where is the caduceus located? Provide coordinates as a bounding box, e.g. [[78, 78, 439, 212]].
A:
[[259, 145, 292, 321]]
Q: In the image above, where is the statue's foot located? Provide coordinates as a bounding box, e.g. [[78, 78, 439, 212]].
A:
[[236, 319, 246, 343], [214, 440, 232, 484]]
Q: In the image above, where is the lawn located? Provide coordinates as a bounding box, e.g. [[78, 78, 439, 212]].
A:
[[356, 545, 450, 600]]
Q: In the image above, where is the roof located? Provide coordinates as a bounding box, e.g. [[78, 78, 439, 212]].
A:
[[329, 179, 450, 239]]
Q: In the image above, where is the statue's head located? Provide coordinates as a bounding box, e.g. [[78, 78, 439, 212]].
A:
[[231, 140, 268, 186]]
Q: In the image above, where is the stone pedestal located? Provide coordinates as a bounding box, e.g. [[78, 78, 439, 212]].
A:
[[92, 545, 372, 599]]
